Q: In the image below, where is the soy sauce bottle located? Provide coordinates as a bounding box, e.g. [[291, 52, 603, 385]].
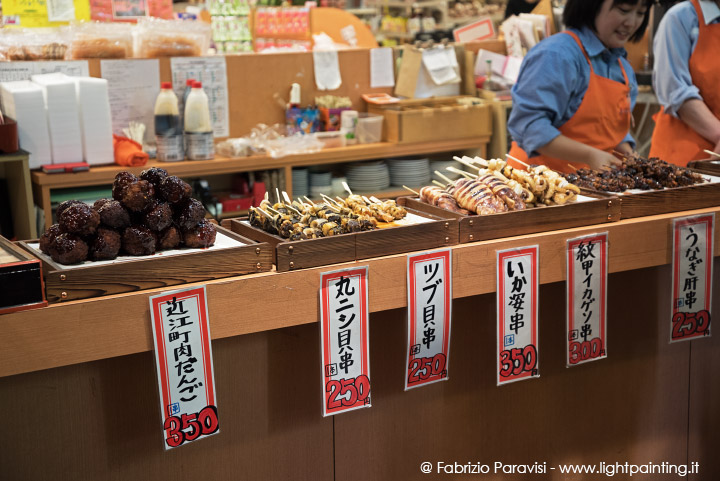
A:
[[154, 82, 183, 162]]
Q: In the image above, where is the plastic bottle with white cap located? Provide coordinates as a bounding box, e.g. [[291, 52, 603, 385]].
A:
[[154, 82, 183, 161], [184, 81, 214, 160]]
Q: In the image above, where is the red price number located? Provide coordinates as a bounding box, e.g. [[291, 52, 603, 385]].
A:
[[407, 353, 447, 384], [672, 310, 711, 340], [499, 345, 537, 377], [163, 405, 220, 448], [326, 375, 370, 409], [569, 338, 605, 364]]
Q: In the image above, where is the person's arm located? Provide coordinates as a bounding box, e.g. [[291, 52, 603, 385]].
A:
[[615, 141, 634, 156], [537, 135, 622, 170], [652, 3, 701, 117], [678, 99, 720, 148]]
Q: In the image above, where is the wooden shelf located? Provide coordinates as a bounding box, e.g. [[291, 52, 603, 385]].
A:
[[31, 137, 487, 230], [2, 205, 718, 378]]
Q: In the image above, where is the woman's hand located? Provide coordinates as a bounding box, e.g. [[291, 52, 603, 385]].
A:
[[586, 150, 622, 170]]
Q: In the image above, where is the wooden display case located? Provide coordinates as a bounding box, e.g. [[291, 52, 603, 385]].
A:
[[18, 225, 272, 303], [398, 192, 621, 243], [0, 235, 46, 314], [225, 208, 458, 271], [687, 158, 720, 175]]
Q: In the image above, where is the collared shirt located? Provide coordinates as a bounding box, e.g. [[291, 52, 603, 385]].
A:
[[508, 26, 638, 157], [653, 0, 720, 117]]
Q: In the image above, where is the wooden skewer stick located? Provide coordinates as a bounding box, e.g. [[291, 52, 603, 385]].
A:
[[320, 193, 340, 206], [335, 196, 348, 206], [284, 204, 302, 216], [255, 207, 274, 220], [506, 153, 530, 168], [303, 196, 316, 205], [370, 196, 383, 203], [567, 164, 578, 172], [434, 170, 454, 184], [446, 166, 475, 179], [432, 180, 447, 188], [275, 188, 281, 204], [282, 191, 293, 204], [362, 195, 376, 205], [703, 149, 720, 158], [264, 192, 269, 202], [342, 181, 353, 195], [455, 157, 482, 171], [267, 206, 281, 215], [403, 185, 421, 196]]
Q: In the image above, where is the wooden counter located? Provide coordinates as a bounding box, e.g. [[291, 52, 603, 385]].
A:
[[1, 206, 718, 481], [3, 205, 718, 379]]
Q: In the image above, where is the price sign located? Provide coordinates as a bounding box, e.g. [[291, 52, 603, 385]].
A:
[[670, 213, 714, 342], [567, 233, 608, 366], [319, 267, 371, 416], [405, 249, 452, 390], [497, 246, 539, 385], [149, 286, 219, 450]]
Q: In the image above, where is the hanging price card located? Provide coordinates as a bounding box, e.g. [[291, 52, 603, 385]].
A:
[[567, 233, 608, 366], [319, 267, 371, 416], [149, 286, 219, 450], [497, 246, 539, 385], [670, 213, 714, 342], [405, 249, 452, 390]]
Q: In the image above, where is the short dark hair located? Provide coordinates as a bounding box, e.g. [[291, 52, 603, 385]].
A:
[[563, 0, 654, 43]]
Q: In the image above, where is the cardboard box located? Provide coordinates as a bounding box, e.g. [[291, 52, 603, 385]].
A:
[[367, 96, 492, 143]]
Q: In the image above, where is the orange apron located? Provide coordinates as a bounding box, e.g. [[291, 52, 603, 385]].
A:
[[649, 0, 720, 166], [509, 31, 632, 173]]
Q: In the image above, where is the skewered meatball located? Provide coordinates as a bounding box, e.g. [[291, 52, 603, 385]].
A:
[[49, 233, 88, 265], [96, 199, 131, 229], [158, 225, 181, 250], [93, 198, 113, 211], [140, 167, 169, 188], [121, 180, 155, 212], [159, 175, 192, 203], [122, 225, 156, 256], [56, 199, 85, 220], [112, 172, 137, 201], [144, 201, 173, 232], [174, 198, 206, 230], [59, 203, 100, 237], [39, 224, 63, 254], [183, 219, 216, 248], [89, 228, 121, 261]]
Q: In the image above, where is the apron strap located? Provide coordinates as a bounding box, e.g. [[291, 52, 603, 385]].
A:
[[563, 31, 594, 73]]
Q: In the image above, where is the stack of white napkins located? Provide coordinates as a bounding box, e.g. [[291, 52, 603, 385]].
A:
[[31, 72, 83, 164], [74, 77, 114, 166], [0, 80, 52, 169]]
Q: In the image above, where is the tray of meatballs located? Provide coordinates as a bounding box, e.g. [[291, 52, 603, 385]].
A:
[[19, 167, 273, 302]]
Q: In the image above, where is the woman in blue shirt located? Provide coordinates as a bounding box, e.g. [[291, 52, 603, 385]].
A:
[[507, 0, 652, 173], [650, 0, 720, 165]]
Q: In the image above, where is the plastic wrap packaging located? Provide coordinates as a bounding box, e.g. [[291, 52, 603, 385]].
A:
[[136, 18, 211, 58], [67, 22, 133, 59], [247, 123, 323, 159], [0, 28, 70, 61]]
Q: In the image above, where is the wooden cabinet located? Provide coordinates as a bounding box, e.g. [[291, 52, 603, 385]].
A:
[[0, 149, 36, 240]]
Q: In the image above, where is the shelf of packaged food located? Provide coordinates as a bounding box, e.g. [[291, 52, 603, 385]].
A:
[[2, 204, 719, 378], [378, 31, 415, 39], [31, 137, 488, 230]]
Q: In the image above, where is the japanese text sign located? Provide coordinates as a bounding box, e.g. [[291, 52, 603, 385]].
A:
[[497, 246, 539, 385], [671, 213, 714, 342], [567, 233, 608, 366], [319, 267, 371, 416], [405, 249, 452, 390], [149, 286, 219, 449]]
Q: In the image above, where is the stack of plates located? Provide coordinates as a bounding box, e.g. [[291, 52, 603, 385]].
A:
[[387, 157, 431, 187], [292, 168, 309, 198], [430, 159, 463, 182], [346, 160, 391, 192], [310, 170, 333, 197]]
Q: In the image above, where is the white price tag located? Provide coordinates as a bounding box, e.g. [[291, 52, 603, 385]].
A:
[[497, 246, 539, 385], [149, 286, 219, 450], [567, 233, 608, 366], [405, 249, 452, 390], [319, 267, 371, 416], [670, 213, 714, 342]]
